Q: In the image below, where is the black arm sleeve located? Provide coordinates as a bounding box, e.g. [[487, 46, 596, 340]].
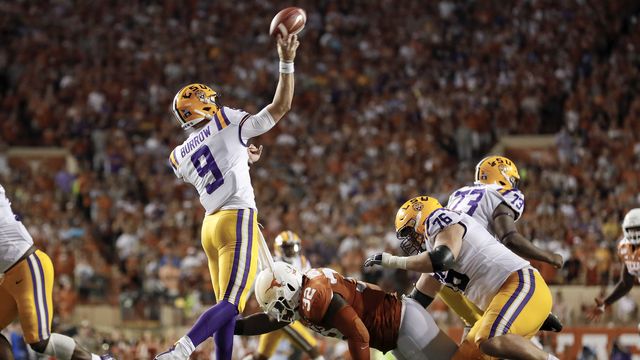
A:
[[407, 287, 435, 308], [604, 264, 635, 306], [234, 312, 290, 336]]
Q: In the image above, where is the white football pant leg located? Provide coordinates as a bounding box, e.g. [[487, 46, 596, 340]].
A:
[[391, 298, 458, 360]]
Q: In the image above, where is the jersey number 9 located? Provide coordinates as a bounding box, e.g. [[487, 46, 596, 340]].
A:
[[191, 145, 224, 194]]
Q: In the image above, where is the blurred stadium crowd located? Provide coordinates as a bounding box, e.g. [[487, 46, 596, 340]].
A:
[[1, 0, 640, 358]]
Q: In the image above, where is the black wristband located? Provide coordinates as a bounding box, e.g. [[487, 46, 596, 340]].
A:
[[407, 287, 434, 309]]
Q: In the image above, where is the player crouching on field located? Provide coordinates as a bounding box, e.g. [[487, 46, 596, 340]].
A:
[[365, 196, 558, 360], [247, 231, 324, 360], [235, 262, 459, 360]]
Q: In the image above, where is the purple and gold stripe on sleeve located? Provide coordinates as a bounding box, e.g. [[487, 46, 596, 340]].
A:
[[213, 108, 231, 131], [169, 149, 179, 171]]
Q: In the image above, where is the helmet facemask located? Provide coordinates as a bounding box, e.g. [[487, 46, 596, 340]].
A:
[[265, 293, 299, 322], [281, 243, 300, 260], [624, 226, 640, 246], [397, 224, 423, 256], [498, 165, 520, 189]]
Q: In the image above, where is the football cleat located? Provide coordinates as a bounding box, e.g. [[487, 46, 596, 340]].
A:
[[154, 337, 194, 360], [539, 312, 563, 332], [274, 230, 302, 262], [474, 155, 520, 189], [395, 196, 442, 255], [623, 208, 640, 245], [171, 83, 221, 130], [254, 262, 302, 322]]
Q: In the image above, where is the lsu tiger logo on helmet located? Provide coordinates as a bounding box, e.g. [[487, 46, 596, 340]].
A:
[[395, 196, 443, 255], [475, 155, 520, 189], [172, 83, 221, 130]]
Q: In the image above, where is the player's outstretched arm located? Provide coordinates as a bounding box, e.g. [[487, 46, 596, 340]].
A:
[[493, 204, 564, 268], [265, 34, 299, 122], [324, 294, 370, 360], [234, 312, 290, 336], [364, 224, 464, 273], [587, 264, 635, 321]]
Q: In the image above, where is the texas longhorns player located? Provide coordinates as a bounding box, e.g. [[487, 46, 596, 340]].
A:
[[235, 262, 458, 360], [155, 33, 300, 360], [365, 196, 558, 360], [0, 185, 111, 360], [248, 231, 324, 360], [587, 208, 640, 327]]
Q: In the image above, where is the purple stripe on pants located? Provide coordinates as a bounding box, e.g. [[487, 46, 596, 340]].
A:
[[34, 255, 50, 337], [489, 269, 524, 338], [501, 268, 536, 335], [26, 255, 43, 340], [235, 209, 254, 305], [223, 209, 244, 301]]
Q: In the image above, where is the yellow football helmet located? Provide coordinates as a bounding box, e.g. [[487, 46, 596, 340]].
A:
[[274, 231, 302, 261], [474, 155, 520, 189], [171, 83, 221, 130], [395, 196, 443, 255]]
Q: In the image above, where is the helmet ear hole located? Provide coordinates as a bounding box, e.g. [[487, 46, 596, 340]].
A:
[[498, 181, 507, 186], [203, 107, 211, 111], [287, 284, 295, 292]]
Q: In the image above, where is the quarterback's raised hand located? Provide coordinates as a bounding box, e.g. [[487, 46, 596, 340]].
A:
[[363, 253, 385, 268], [277, 34, 299, 63]]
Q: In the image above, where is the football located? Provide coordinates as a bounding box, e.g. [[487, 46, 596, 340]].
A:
[[269, 7, 306, 37]]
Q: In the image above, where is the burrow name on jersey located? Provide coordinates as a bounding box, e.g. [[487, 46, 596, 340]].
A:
[[180, 126, 212, 158]]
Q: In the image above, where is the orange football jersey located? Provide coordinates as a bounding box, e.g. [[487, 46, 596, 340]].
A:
[[618, 238, 640, 278], [298, 268, 402, 353]]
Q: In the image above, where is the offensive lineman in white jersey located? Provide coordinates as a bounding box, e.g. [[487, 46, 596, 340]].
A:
[[0, 185, 111, 360], [448, 156, 563, 268], [409, 156, 563, 335], [365, 196, 557, 360], [155, 33, 300, 360]]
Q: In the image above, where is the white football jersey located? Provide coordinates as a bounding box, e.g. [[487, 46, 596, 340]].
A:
[[424, 208, 529, 310], [0, 184, 34, 273], [447, 184, 525, 239], [170, 107, 273, 215]]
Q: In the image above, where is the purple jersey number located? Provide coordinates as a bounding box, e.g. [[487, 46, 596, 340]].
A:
[[431, 212, 453, 229], [450, 188, 485, 216], [509, 192, 525, 210], [191, 145, 224, 194]]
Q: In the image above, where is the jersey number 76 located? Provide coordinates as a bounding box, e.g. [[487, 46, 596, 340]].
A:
[[191, 145, 224, 194]]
